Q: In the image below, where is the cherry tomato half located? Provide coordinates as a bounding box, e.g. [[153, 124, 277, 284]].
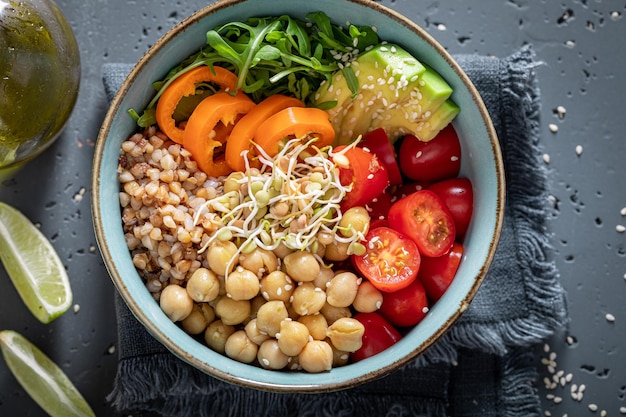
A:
[[398, 124, 461, 183], [359, 128, 403, 186], [388, 190, 456, 258], [428, 178, 473, 241], [351, 312, 402, 362], [334, 146, 389, 211], [418, 242, 464, 302], [352, 227, 421, 292], [379, 278, 429, 328]]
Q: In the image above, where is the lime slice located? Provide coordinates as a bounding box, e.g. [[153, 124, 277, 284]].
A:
[[0, 202, 72, 323], [0, 330, 95, 417]]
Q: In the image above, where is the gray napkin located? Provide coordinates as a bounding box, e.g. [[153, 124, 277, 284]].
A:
[[103, 45, 568, 417]]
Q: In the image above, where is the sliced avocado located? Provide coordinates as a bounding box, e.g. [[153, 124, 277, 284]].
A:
[[416, 99, 460, 141], [314, 43, 458, 145], [315, 44, 426, 145]]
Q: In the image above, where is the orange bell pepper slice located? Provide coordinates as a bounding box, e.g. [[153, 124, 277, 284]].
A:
[[253, 107, 335, 158], [182, 91, 256, 177], [155, 65, 238, 144], [225, 94, 304, 172]]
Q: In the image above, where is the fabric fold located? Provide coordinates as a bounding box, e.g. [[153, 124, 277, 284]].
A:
[[103, 46, 568, 417]]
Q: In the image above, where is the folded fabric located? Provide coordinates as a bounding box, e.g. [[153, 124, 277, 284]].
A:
[[103, 45, 568, 417]]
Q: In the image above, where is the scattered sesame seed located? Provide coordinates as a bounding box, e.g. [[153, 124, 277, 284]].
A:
[[436, 23, 447, 31], [620, 207, 626, 216], [451, 156, 459, 162], [555, 105, 567, 119], [601, 410, 607, 417], [620, 406, 626, 414], [543, 343, 550, 353], [565, 39, 576, 48], [610, 11, 621, 20], [605, 313, 616, 322], [589, 404, 598, 412], [549, 123, 559, 133], [543, 153, 551, 164], [108, 344, 116, 355], [576, 145, 583, 155], [73, 304, 80, 314], [616, 224, 626, 233]]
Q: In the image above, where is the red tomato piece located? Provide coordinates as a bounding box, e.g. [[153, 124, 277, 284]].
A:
[[391, 181, 429, 203], [365, 189, 392, 221], [418, 242, 464, 302], [388, 190, 456, 257], [334, 146, 389, 211], [359, 128, 403, 186], [398, 124, 461, 182], [351, 312, 402, 362], [428, 178, 473, 241], [352, 227, 421, 292], [379, 278, 429, 328]]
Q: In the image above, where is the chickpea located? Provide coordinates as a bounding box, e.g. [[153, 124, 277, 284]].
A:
[[181, 304, 210, 335], [204, 320, 235, 354], [298, 314, 328, 341], [238, 248, 278, 275], [225, 266, 260, 300], [256, 300, 288, 337], [277, 319, 310, 356], [272, 242, 293, 259], [249, 295, 266, 319], [225, 330, 258, 364], [326, 317, 365, 352], [160, 284, 193, 322], [244, 319, 270, 345], [338, 206, 370, 238], [214, 297, 251, 325], [312, 265, 334, 290], [207, 240, 238, 276], [352, 280, 383, 313], [326, 271, 360, 308], [323, 241, 350, 262], [331, 344, 350, 367], [260, 270, 294, 303], [298, 340, 333, 373], [291, 282, 326, 316], [186, 267, 220, 302], [257, 339, 290, 370], [282, 251, 320, 282], [320, 302, 351, 324]]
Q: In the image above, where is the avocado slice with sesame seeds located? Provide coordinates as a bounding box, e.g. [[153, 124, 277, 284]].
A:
[[315, 43, 458, 145]]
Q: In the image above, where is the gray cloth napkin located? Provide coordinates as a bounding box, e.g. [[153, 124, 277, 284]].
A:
[[103, 45, 568, 417]]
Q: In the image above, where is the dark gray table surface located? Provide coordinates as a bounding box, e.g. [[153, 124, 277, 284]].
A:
[[1, 1, 624, 416]]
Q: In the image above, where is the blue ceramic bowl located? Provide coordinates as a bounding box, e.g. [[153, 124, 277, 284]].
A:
[[92, 0, 504, 392]]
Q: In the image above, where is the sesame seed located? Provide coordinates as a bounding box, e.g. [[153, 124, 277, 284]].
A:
[[73, 304, 80, 314], [416, 151, 423, 158], [549, 123, 559, 133], [605, 313, 616, 322], [553, 396, 563, 404], [451, 156, 459, 162], [422, 306, 429, 313], [616, 224, 626, 233], [543, 154, 551, 164], [576, 145, 583, 155], [620, 207, 626, 216], [555, 105, 567, 119], [565, 39, 576, 48], [619, 406, 626, 414], [589, 404, 598, 412]]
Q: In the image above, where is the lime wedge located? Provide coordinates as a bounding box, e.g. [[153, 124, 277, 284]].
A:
[[0, 330, 95, 417], [0, 202, 72, 323]]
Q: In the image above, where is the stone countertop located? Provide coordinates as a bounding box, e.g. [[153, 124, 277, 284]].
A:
[[0, 1, 624, 416]]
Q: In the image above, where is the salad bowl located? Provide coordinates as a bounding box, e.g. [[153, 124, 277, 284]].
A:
[[92, 0, 504, 391]]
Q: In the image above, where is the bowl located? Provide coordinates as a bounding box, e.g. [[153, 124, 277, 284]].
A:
[[92, 0, 504, 392]]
